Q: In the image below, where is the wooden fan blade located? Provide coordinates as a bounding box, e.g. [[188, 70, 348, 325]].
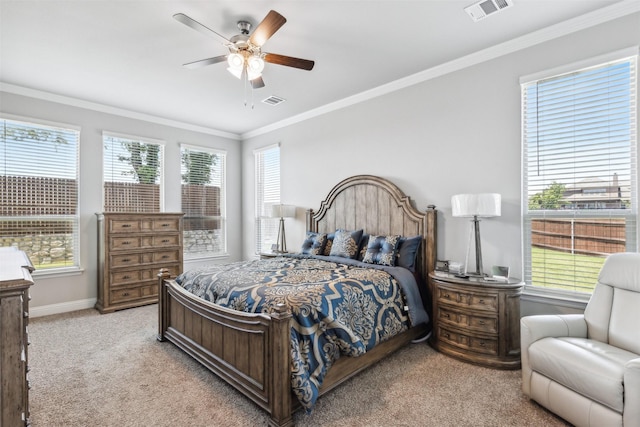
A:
[[249, 10, 286, 47], [173, 13, 230, 45], [264, 53, 315, 71], [251, 76, 265, 89], [183, 55, 228, 69]]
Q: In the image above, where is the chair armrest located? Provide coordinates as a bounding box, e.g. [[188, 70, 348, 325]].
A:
[[520, 314, 587, 397], [521, 314, 587, 345], [624, 358, 640, 426]]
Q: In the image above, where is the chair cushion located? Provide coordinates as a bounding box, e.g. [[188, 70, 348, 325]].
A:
[[529, 337, 638, 413]]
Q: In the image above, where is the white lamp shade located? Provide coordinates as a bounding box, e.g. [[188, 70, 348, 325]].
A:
[[451, 193, 501, 218], [271, 204, 296, 218]]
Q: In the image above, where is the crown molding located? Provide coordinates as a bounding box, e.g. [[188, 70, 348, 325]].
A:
[[0, 82, 241, 140], [241, 0, 640, 140]]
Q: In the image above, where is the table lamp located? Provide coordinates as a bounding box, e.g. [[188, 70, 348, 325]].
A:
[[451, 193, 501, 277], [271, 204, 296, 253]]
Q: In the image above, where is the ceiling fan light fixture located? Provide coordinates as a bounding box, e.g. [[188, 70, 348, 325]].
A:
[[226, 66, 243, 79], [247, 56, 265, 73], [227, 53, 244, 70]]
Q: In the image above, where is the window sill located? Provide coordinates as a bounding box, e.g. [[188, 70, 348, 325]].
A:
[[184, 253, 230, 262], [32, 266, 84, 279], [522, 287, 589, 311]]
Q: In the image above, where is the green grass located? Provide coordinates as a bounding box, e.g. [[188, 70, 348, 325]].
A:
[[531, 247, 606, 293]]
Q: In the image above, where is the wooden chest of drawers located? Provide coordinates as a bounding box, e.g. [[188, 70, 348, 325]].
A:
[[96, 213, 184, 314], [0, 247, 34, 426], [429, 273, 523, 369]]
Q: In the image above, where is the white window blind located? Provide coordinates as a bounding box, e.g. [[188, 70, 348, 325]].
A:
[[255, 144, 280, 254], [0, 116, 80, 270], [103, 132, 164, 212], [522, 54, 637, 295], [181, 145, 226, 258]]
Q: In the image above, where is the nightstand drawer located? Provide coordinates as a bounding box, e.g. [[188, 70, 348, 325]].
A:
[[437, 287, 498, 312], [438, 326, 498, 356], [438, 307, 498, 334]]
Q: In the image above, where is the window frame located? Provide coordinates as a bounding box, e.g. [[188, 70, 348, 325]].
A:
[[1, 114, 82, 275], [254, 143, 281, 255], [180, 143, 227, 259], [520, 48, 638, 300]]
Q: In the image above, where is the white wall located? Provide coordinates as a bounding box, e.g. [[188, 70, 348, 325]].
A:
[[242, 13, 640, 314], [0, 92, 242, 316]]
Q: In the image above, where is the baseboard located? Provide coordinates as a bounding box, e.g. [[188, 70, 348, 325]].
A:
[[30, 298, 97, 318]]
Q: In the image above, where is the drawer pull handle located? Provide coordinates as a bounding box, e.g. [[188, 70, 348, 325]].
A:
[[478, 320, 485, 325], [122, 224, 131, 228], [162, 239, 170, 243], [122, 258, 131, 262], [122, 292, 130, 297], [479, 299, 485, 304], [443, 333, 450, 338], [122, 275, 131, 280], [122, 241, 131, 245], [479, 342, 486, 347], [162, 255, 169, 259], [444, 293, 450, 298], [161, 223, 170, 227], [443, 313, 450, 318]]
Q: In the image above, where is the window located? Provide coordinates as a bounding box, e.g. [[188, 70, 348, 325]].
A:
[[255, 144, 280, 254], [521, 52, 637, 295], [181, 145, 226, 258], [103, 132, 164, 212], [1, 116, 80, 270]]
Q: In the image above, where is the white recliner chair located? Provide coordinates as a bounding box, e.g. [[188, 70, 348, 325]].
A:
[[521, 252, 640, 427]]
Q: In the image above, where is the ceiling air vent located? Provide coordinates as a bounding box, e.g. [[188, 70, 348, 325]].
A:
[[262, 95, 286, 106], [464, 0, 513, 22]]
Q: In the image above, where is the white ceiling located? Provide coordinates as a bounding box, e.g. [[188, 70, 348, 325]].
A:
[[0, 1, 636, 138]]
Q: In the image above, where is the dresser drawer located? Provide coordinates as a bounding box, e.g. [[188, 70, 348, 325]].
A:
[[111, 253, 143, 268], [109, 219, 141, 234], [438, 307, 498, 334], [437, 287, 498, 312], [152, 218, 180, 232], [109, 283, 158, 304], [112, 234, 180, 251], [438, 326, 498, 356], [110, 270, 142, 285], [153, 250, 180, 264]]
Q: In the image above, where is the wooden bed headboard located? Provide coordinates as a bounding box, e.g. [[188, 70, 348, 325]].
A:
[[305, 175, 437, 289]]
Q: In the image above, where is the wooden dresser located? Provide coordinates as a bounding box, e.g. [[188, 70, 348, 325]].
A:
[[429, 272, 523, 369], [96, 213, 184, 314], [0, 247, 34, 426]]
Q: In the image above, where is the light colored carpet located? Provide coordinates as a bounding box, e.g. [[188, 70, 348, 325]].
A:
[[28, 304, 568, 426]]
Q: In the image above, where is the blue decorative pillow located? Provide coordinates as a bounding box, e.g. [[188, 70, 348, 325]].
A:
[[357, 233, 370, 261], [396, 235, 422, 272], [329, 229, 363, 259], [363, 235, 401, 266], [300, 232, 327, 255], [322, 232, 335, 256]]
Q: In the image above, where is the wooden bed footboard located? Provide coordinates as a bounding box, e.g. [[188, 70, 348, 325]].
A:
[[157, 269, 295, 427]]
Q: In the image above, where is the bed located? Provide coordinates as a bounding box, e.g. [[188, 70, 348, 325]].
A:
[[157, 175, 437, 426]]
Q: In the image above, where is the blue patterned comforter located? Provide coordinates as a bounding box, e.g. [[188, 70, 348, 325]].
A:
[[175, 254, 428, 410]]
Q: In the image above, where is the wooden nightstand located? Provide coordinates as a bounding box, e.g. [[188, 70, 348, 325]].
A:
[[429, 272, 523, 369]]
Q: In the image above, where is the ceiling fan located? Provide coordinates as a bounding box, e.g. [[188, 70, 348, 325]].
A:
[[174, 10, 315, 89]]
